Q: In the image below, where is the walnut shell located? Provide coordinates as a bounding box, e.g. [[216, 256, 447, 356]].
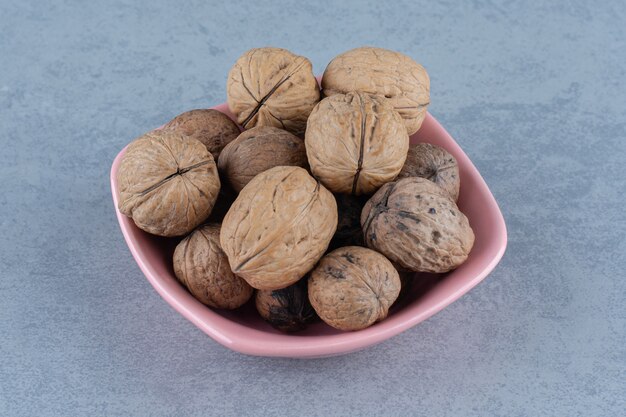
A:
[[218, 126, 308, 192], [117, 130, 220, 237], [322, 47, 430, 135], [173, 224, 253, 309], [255, 278, 317, 332], [220, 166, 338, 290], [308, 246, 401, 331], [305, 92, 409, 195], [398, 143, 460, 201], [227, 47, 320, 136], [361, 177, 474, 273], [163, 109, 240, 160], [328, 194, 367, 250]]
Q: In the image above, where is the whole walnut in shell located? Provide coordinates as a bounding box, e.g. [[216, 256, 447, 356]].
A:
[[227, 47, 320, 136], [163, 109, 240, 160], [322, 46, 430, 135], [218, 126, 308, 192], [398, 143, 460, 201], [328, 194, 367, 250], [308, 246, 401, 331], [117, 130, 220, 237], [361, 177, 474, 273], [305, 92, 409, 195], [173, 224, 253, 309], [220, 166, 338, 290], [255, 278, 317, 332]]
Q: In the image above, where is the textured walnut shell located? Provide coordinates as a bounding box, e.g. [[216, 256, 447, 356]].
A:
[[308, 246, 401, 331], [173, 224, 253, 309], [218, 126, 308, 192], [305, 92, 409, 195], [398, 143, 460, 201], [361, 177, 474, 273], [163, 109, 240, 160], [328, 194, 367, 250], [117, 131, 220, 237], [227, 47, 320, 136], [220, 166, 338, 290], [322, 47, 430, 135], [255, 278, 317, 332]]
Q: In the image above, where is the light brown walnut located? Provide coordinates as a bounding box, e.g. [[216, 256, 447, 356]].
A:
[[163, 109, 240, 160], [308, 246, 401, 331], [173, 224, 253, 309], [361, 177, 474, 273], [398, 143, 460, 201], [322, 46, 430, 135], [116, 130, 220, 237], [227, 47, 320, 136], [220, 166, 337, 290], [305, 92, 409, 195], [218, 126, 308, 192]]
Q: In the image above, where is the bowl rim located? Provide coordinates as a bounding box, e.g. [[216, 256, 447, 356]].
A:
[[110, 108, 507, 358]]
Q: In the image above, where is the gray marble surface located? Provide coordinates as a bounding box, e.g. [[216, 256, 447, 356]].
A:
[[1, 1, 624, 416]]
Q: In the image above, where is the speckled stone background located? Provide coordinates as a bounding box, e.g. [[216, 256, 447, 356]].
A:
[[1, 1, 624, 416]]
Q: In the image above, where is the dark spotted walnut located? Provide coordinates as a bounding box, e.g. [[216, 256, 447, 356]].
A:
[[305, 92, 409, 195], [398, 143, 460, 201], [361, 177, 474, 273], [163, 109, 240, 161], [227, 47, 320, 136], [220, 166, 338, 290], [173, 224, 253, 309], [322, 46, 430, 135], [218, 126, 308, 192], [308, 246, 401, 331], [117, 130, 220, 237], [328, 194, 367, 250], [255, 278, 317, 332]]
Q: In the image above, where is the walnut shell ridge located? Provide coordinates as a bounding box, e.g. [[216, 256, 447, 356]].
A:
[[227, 47, 320, 136], [398, 143, 460, 201], [322, 46, 430, 135], [218, 126, 308, 192], [220, 166, 338, 290], [308, 246, 401, 331], [173, 224, 253, 309], [305, 92, 409, 195], [117, 130, 220, 237], [163, 109, 240, 161], [361, 177, 474, 273]]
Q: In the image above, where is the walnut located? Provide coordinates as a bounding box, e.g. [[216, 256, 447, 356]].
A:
[[227, 47, 320, 136], [218, 126, 308, 192], [322, 47, 430, 135], [220, 166, 337, 290], [328, 194, 367, 250], [305, 92, 409, 195], [173, 224, 253, 309], [308, 246, 401, 331], [255, 278, 317, 332], [361, 177, 474, 273], [163, 109, 240, 161], [117, 130, 220, 237], [398, 143, 460, 201]]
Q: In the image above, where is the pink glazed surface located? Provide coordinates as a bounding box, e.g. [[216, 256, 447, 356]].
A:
[[110, 103, 507, 358]]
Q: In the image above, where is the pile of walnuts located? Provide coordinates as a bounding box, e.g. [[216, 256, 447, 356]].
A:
[[117, 46, 474, 333]]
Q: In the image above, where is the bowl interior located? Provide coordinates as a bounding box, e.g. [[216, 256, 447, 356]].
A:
[[111, 104, 507, 357]]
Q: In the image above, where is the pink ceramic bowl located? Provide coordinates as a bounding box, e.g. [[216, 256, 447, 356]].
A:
[[110, 104, 507, 358]]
